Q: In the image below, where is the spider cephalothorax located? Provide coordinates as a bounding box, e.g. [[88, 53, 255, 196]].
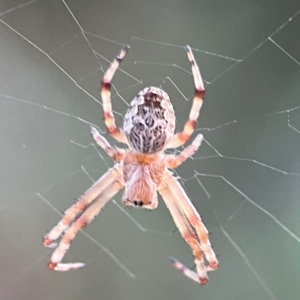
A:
[[44, 45, 218, 285], [124, 86, 175, 153], [122, 150, 165, 209]]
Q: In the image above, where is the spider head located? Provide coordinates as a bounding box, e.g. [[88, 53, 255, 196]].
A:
[[122, 181, 158, 209], [122, 165, 159, 209], [123, 87, 175, 154]]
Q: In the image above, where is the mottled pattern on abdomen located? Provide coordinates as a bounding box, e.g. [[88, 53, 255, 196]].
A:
[[123, 87, 175, 154]]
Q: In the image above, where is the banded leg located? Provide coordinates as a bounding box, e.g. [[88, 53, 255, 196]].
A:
[[167, 46, 205, 149], [158, 181, 208, 284], [91, 126, 126, 161], [165, 134, 203, 169], [48, 178, 124, 271], [164, 171, 218, 271], [43, 165, 122, 248], [101, 46, 130, 144]]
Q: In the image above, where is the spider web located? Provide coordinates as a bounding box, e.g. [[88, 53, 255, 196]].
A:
[[1, 1, 300, 300]]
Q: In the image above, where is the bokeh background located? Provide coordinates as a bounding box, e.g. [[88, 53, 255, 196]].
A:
[[1, 1, 300, 300]]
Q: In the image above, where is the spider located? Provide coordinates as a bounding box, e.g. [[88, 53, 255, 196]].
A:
[[43, 45, 218, 284]]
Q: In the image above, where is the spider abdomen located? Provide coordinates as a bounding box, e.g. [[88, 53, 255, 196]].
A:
[[124, 87, 175, 153]]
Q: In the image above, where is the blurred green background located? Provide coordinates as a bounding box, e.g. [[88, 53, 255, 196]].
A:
[[1, 1, 300, 299]]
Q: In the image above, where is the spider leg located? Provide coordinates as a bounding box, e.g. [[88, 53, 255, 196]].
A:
[[91, 126, 126, 161], [101, 45, 130, 144], [48, 177, 124, 271], [164, 171, 218, 270], [43, 165, 122, 248], [165, 134, 203, 169], [158, 180, 208, 284], [166, 46, 205, 149]]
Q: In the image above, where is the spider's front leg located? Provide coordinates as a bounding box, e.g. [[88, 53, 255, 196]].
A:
[[47, 177, 124, 271], [43, 165, 123, 249], [44, 164, 124, 271], [165, 171, 218, 270], [158, 171, 218, 284], [158, 180, 209, 284]]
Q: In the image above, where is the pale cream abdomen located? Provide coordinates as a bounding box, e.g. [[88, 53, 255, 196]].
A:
[[123, 87, 175, 153]]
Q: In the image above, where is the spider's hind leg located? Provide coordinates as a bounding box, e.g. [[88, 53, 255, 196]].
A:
[[165, 134, 203, 169], [91, 126, 126, 161], [166, 46, 205, 149], [101, 46, 130, 144]]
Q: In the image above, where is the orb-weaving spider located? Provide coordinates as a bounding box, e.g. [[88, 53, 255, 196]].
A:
[[43, 45, 218, 284]]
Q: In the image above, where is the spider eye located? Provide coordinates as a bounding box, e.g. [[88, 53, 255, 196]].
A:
[[133, 200, 143, 207]]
